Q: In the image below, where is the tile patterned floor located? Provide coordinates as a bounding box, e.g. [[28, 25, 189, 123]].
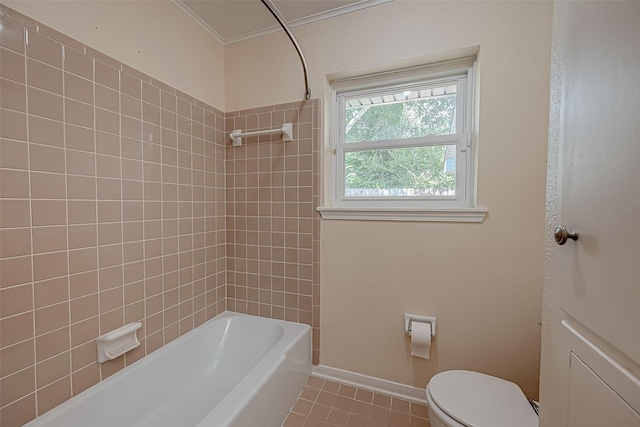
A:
[[282, 376, 430, 427]]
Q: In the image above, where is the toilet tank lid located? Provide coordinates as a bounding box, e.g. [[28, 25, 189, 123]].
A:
[[427, 370, 538, 427]]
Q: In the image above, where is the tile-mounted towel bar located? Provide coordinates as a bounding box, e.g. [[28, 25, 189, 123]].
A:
[[230, 123, 293, 146]]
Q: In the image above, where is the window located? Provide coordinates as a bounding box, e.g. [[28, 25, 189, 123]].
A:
[[318, 57, 486, 222]]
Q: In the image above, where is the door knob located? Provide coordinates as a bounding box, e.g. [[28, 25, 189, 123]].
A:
[[554, 226, 578, 245]]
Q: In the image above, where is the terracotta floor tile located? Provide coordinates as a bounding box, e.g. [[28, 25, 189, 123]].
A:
[[282, 376, 431, 427], [337, 384, 356, 398]]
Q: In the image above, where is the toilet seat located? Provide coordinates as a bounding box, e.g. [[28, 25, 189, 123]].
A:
[[426, 370, 538, 427]]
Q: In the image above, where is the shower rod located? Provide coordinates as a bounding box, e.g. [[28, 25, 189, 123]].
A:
[[260, 0, 311, 100]]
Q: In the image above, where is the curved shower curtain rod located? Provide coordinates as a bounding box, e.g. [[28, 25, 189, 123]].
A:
[[260, 0, 311, 100]]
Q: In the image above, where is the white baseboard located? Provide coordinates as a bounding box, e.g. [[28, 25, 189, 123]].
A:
[[312, 365, 428, 405]]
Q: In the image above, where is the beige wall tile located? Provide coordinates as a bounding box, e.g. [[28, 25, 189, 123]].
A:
[[63, 47, 93, 80], [64, 73, 93, 105], [142, 102, 160, 125], [97, 222, 122, 245], [65, 98, 93, 128], [0, 200, 30, 228], [0, 366, 34, 407], [142, 82, 160, 106], [70, 294, 98, 324], [36, 328, 69, 361], [0, 284, 33, 318], [95, 107, 119, 135], [0, 392, 36, 427], [99, 308, 123, 334], [94, 61, 119, 91], [66, 176, 96, 201], [33, 251, 68, 281], [99, 288, 123, 313], [67, 224, 96, 249], [69, 271, 98, 299], [124, 280, 144, 304], [34, 276, 68, 308], [34, 301, 69, 336], [0, 255, 32, 288], [65, 123, 94, 152], [25, 30, 62, 68], [69, 247, 97, 274], [98, 265, 123, 290], [27, 86, 63, 121], [0, 227, 31, 257], [0, 339, 34, 378], [0, 311, 33, 347], [97, 200, 122, 223], [96, 177, 121, 200], [70, 316, 98, 348], [124, 260, 144, 285], [98, 243, 122, 268], [121, 73, 140, 99], [0, 139, 29, 170], [121, 93, 140, 119], [71, 363, 100, 395], [0, 17, 25, 53], [30, 172, 66, 199], [0, 77, 26, 112], [95, 84, 119, 113], [31, 200, 67, 226], [30, 144, 65, 173], [67, 200, 96, 225], [28, 115, 63, 147], [96, 154, 120, 179], [0, 47, 26, 84], [65, 149, 95, 176], [26, 58, 62, 95], [96, 132, 120, 157], [32, 226, 67, 253], [37, 376, 71, 415], [0, 108, 27, 141], [36, 351, 70, 388], [0, 169, 30, 198]]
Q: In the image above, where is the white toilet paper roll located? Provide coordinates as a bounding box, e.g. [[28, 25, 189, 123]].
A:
[[410, 322, 432, 359]]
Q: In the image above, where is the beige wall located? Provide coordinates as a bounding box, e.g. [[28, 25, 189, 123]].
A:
[[3, 0, 226, 110], [226, 1, 552, 397]]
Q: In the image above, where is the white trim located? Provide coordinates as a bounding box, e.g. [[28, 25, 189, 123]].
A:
[[171, 0, 225, 45], [312, 365, 428, 404], [316, 206, 488, 222], [173, 0, 393, 46], [329, 59, 478, 213]]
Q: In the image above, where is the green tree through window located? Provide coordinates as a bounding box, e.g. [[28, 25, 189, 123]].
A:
[[344, 95, 457, 196]]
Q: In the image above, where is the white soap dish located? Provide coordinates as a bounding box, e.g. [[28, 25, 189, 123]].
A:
[[96, 322, 142, 363]]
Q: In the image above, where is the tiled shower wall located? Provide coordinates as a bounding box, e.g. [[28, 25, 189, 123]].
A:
[[225, 101, 321, 364], [0, 7, 227, 426], [0, 5, 323, 426]]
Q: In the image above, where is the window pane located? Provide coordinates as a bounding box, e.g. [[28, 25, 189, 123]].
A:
[[345, 84, 457, 143], [344, 145, 456, 197]]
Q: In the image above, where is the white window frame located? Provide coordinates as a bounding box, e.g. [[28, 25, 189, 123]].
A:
[[318, 57, 487, 222]]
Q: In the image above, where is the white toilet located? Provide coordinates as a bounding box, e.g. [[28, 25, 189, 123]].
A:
[[426, 370, 538, 427]]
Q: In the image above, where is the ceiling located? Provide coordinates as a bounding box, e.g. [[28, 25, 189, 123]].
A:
[[172, 0, 392, 45]]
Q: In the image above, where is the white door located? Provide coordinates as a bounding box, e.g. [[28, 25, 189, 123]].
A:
[[542, 1, 640, 426]]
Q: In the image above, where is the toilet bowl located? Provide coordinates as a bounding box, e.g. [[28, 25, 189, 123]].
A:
[[425, 370, 538, 427]]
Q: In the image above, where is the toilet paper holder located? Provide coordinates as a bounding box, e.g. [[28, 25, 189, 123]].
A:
[[405, 313, 436, 337]]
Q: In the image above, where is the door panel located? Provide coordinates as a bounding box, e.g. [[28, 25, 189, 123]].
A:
[[545, 1, 640, 425], [567, 353, 640, 427], [556, 0, 640, 370]]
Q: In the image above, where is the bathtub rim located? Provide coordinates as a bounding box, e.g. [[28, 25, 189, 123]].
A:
[[23, 311, 312, 427]]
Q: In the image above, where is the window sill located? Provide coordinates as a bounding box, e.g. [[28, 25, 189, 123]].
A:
[[316, 206, 488, 222]]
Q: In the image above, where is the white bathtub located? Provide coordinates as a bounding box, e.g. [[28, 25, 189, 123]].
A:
[[25, 312, 312, 427]]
